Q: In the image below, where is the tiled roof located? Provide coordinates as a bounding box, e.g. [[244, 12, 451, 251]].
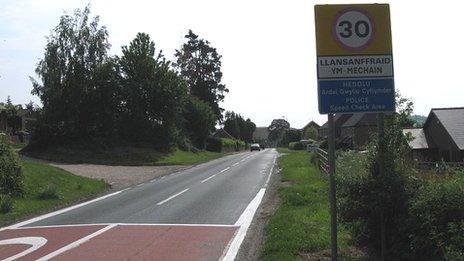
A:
[[430, 107, 464, 150], [403, 128, 434, 149]]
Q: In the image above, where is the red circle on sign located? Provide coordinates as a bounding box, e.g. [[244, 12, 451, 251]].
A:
[[332, 8, 376, 51]]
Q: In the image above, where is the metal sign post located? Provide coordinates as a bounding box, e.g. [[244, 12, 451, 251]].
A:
[[327, 113, 337, 260], [314, 4, 395, 261]]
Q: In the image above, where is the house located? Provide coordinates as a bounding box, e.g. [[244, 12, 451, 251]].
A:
[[301, 120, 320, 140], [319, 114, 353, 140], [319, 113, 380, 150], [302, 120, 320, 132], [402, 128, 437, 162], [340, 113, 378, 150], [405, 107, 464, 162]]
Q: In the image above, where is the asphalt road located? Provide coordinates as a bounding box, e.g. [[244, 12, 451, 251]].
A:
[[25, 149, 278, 227]]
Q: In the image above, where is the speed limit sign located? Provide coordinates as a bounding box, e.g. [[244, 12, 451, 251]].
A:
[[334, 9, 374, 50], [314, 4, 394, 114]]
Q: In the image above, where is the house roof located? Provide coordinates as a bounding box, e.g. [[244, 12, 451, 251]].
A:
[[212, 129, 234, 139], [253, 127, 269, 140], [403, 128, 434, 149], [342, 113, 378, 127], [426, 107, 464, 150], [302, 121, 320, 130], [321, 114, 353, 129]]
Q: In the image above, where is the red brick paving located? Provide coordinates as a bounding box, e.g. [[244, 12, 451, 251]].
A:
[[0, 225, 106, 261], [0, 224, 238, 261]]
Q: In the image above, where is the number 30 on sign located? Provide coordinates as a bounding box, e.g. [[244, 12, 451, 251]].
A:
[[334, 9, 374, 50]]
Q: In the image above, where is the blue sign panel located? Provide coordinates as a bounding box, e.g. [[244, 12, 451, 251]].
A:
[[318, 78, 395, 114]]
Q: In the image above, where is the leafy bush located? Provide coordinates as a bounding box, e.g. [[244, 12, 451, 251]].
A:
[[0, 194, 14, 213], [336, 151, 415, 259], [38, 184, 60, 200], [408, 176, 464, 259], [205, 137, 222, 152], [288, 141, 304, 150], [0, 135, 23, 196], [221, 138, 245, 151], [336, 151, 464, 260]]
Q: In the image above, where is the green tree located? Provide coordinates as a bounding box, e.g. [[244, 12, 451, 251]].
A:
[[223, 111, 256, 143], [31, 5, 115, 141], [267, 118, 290, 146], [118, 32, 187, 148], [183, 96, 216, 149], [174, 30, 228, 122]]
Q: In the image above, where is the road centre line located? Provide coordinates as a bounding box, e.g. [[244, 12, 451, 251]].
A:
[[1, 189, 128, 231], [219, 167, 230, 173], [156, 188, 190, 206], [232, 162, 239, 167], [37, 224, 117, 261], [201, 174, 217, 183]]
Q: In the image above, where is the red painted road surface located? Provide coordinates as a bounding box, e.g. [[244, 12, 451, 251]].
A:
[[0, 224, 238, 260]]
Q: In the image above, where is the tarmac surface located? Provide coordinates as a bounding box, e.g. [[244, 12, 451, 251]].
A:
[[0, 149, 277, 260]]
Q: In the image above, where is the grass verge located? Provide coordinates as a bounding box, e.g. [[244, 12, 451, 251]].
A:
[[22, 145, 229, 166], [0, 160, 108, 226], [260, 148, 352, 260], [156, 149, 226, 165]]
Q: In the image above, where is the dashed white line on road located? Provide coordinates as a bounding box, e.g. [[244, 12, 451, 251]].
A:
[[219, 167, 230, 173], [156, 188, 190, 206], [232, 162, 239, 167], [201, 174, 217, 183]]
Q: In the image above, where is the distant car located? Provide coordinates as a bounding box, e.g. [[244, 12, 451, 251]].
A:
[[250, 143, 260, 151]]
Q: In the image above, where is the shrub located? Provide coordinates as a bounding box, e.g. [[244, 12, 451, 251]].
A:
[[288, 141, 304, 150], [408, 176, 464, 259], [221, 138, 245, 151], [0, 194, 14, 213], [0, 135, 23, 196], [336, 151, 414, 259], [38, 184, 60, 200], [205, 137, 222, 152]]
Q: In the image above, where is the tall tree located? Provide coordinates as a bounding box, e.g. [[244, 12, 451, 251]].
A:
[[174, 30, 228, 121], [118, 32, 187, 147], [268, 119, 290, 145], [31, 5, 114, 140], [223, 111, 256, 143]]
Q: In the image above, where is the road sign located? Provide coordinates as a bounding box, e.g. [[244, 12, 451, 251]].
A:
[[315, 4, 395, 114]]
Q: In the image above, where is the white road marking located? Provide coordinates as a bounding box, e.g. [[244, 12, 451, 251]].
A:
[[265, 156, 277, 187], [222, 189, 266, 261], [219, 167, 230, 173], [136, 183, 144, 187], [1, 189, 128, 231], [0, 236, 47, 261], [156, 188, 190, 206], [36, 224, 117, 261], [14, 223, 238, 229], [232, 162, 239, 167], [201, 174, 217, 183]]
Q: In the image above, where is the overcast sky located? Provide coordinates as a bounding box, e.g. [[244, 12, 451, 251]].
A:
[[1, 0, 463, 128]]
